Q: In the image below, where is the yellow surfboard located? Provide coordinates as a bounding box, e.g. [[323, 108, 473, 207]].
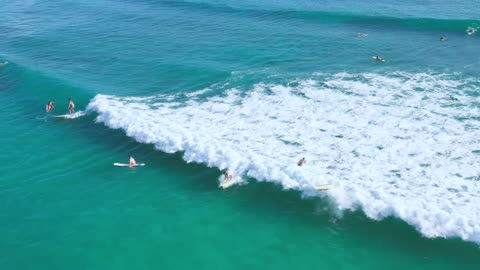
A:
[[315, 184, 336, 191]]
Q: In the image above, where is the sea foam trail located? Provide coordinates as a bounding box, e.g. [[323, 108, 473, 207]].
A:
[[87, 72, 480, 243]]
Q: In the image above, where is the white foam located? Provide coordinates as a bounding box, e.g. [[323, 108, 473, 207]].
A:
[[87, 72, 480, 243]]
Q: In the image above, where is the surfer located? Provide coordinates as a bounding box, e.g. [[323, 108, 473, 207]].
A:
[[68, 98, 75, 113], [297, 157, 307, 166], [45, 101, 54, 112], [373, 56, 384, 62], [467, 28, 476, 35], [450, 95, 458, 101], [129, 155, 137, 167], [439, 36, 446, 41], [223, 171, 233, 182]]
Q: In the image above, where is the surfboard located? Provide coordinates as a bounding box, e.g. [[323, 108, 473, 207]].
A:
[[372, 56, 385, 62], [466, 28, 477, 35], [51, 111, 86, 119], [114, 163, 145, 167], [219, 176, 245, 189], [315, 184, 335, 191]]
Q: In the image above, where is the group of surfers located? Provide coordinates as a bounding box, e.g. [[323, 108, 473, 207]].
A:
[[359, 27, 477, 63], [43, 28, 472, 176], [47, 97, 139, 168], [357, 32, 462, 101], [45, 98, 75, 113], [123, 156, 308, 180]]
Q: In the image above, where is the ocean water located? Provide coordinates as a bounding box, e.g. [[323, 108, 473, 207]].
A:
[[1, 0, 480, 269]]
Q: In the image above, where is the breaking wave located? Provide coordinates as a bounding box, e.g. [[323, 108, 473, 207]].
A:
[[87, 72, 480, 243]]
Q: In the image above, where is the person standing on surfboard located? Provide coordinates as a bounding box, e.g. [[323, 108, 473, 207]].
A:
[[68, 98, 75, 113], [45, 101, 54, 112], [223, 171, 233, 182], [129, 156, 137, 167]]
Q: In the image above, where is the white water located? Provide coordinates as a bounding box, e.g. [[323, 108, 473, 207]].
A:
[[87, 72, 480, 243]]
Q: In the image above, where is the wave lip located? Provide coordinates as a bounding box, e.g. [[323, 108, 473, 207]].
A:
[[87, 72, 480, 243]]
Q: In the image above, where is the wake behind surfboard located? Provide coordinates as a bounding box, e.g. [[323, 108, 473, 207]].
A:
[[51, 111, 86, 119]]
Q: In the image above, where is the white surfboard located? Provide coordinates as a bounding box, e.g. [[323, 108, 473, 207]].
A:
[[51, 111, 86, 119], [114, 163, 145, 167], [372, 56, 385, 62], [219, 175, 245, 189], [466, 28, 477, 35]]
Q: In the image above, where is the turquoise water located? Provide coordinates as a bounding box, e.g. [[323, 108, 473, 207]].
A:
[[1, 1, 480, 269]]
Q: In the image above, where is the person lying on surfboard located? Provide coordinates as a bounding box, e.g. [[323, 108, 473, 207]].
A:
[[129, 156, 137, 167], [373, 56, 384, 62], [297, 157, 307, 166], [68, 98, 75, 113], [45, 101, 54, 112]]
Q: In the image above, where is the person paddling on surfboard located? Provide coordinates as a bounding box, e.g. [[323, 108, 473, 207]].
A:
[[373, 56, 384, 62], [297, 157, 307, 166], [129, 156, 137, 167], [68, 98, 75, 114], [46, 101, 54, 112]]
